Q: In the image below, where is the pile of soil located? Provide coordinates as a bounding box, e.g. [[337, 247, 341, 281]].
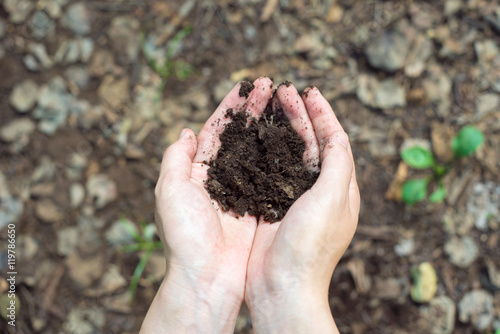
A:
[[205, 100, 320, 222]]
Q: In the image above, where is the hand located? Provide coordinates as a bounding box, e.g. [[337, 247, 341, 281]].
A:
[[140, 77, 274, 333], [245, 84, 360, 333]]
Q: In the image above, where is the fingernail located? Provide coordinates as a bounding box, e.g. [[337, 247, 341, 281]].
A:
[[336, 132, 349, 149], [179, 128, 188, 139]]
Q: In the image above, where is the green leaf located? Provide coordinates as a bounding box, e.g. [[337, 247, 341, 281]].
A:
[[429, 185, 446, 203], [401, 146, 435, 169], [451, 125, 485, 158], [166, 26, 193, 60], [402, 178, 429, 205]]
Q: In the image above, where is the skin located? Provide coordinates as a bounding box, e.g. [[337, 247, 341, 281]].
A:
[[140, 77, 360, 333]]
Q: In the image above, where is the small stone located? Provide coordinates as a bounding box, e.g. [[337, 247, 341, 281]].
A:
[[0, 197, 23, 230], [0, 294, 20, 321], [10, 79, 39, 112], [475, 39, 499, 63], [35, 199, 63, 223], [357, 75, 406, 109], [466, 182, 500, 231], [28, 42, 53, 69], [108, 16, 140, 62], [394, 238, 415, 257], [445, 0, 462, 16], [30, 182, 55, 197], [57, 227, 78, 256], [0, 118, 35, 151], [98, 75, 129, 110], [18, 235, 39, 262], [69, 183, 85, 208], [99, 265, 127, 293], [431, 122, 455, 162], [65, 251, 105, 288], [88, 49, 115, 77], [476, 93, 500, 119], [294, 34, 324, 57], [457, 289, 494, 331], [213, 79, 235, 103], [29, 11, 55, 39], [76, 215, 103, 255], [61, 3, 91, 36], [420, 296, 456, 334], [405, 34, 433, 78], [422, 68, 452, 117], [366, 30, 410, 72], [64, 66, 90, 90], [444, 236, 478, 268], [3, 0, 34, 24], [54, 38, 94, 64], [31, 156, 55, 183], [103, 291, 131, 313], [410, 262, 438, 303], [105, 218, 137, 247], [63, 306, 105, 334], [86, 174, 117, 209]]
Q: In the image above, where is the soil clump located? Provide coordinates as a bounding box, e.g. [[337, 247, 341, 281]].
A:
[[206, 103, 319, 222]]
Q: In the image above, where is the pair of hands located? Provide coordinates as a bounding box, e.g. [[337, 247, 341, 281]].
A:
[[141, 77, 360, 333]]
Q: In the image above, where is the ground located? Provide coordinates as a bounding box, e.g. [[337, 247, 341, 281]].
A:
[[0, 0, 499, 333]]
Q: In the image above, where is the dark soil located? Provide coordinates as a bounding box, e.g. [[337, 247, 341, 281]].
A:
[[206, 103, 319, 222], [238, 81, 255, 98]]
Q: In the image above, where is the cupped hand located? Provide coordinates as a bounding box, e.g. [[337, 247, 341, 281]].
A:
[[245, 83, 361, 333], [141, 77, 273, 333]]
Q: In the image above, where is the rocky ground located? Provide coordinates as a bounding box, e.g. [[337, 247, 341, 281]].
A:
[[0, 0, 499, 333]]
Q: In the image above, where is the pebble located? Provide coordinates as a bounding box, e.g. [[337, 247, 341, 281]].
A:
[[30, 182, 55, 197], [33, 77, 73, 135], [70, 183, 85, 208], [476, 93, 500, 119], [64, 66, 90, 91], [10, 79, 39, 112], [365, 30, 410, 72], [29, 11, 55, 40], [0, 118, 36, 151], [108, 16, 140, 62], [410, 262, 438, 303], [54, 38, 94, 64], [35, 199, 63, 223], [457, 289, 494, 331], [76, 215, 103, 255], [88, 49, 115, 77], [405, 34, 433, 78], [57, 227, 78, 256], [0, 198, 23, 230], [105, 218, 138, 247], [422, 68, 452, 117], [31, 156, 55, 183], [3, 0, 33, 24], [145, 252, 167, 282], [475, 39, 499, 63], [357, 75, 406, 109], [61, 3, 91, 36], [293, 33, 324, 56], [65, 251, 105, 288], [98, 75, 129, 110], [394, 238, 415, 257], [444, 236, 478, 267], [18, 235, 39, 262], [419, 296, 456, 334], [99, 265, 127, 293], [63, 306, 105, 334], [466, 182, 500, 231], [86, 174, 117, 209], [24, 43, 53, 71]]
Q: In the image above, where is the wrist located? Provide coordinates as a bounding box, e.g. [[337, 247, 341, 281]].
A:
[[246, 282, 338, 334], [140, 266, 243, 334]]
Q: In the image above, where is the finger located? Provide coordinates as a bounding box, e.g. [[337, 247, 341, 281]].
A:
[[311, 131, 354, 206], [276, 83, 320, 171], [248, 220, 280, 268], [194, 77, 274, 163], [193, 82, 248, 164], [302, 86, 344, 156], [156, 129, 197, 196], [244, 77, 275, 119]]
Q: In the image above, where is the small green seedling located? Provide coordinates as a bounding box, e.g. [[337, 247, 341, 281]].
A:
[[141, 26, 196, 100], [401, 125, 484, 205], [120, 219, 162, 303]]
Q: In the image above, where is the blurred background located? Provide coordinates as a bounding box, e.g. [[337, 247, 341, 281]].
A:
[[0, 0, 499, 333]]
